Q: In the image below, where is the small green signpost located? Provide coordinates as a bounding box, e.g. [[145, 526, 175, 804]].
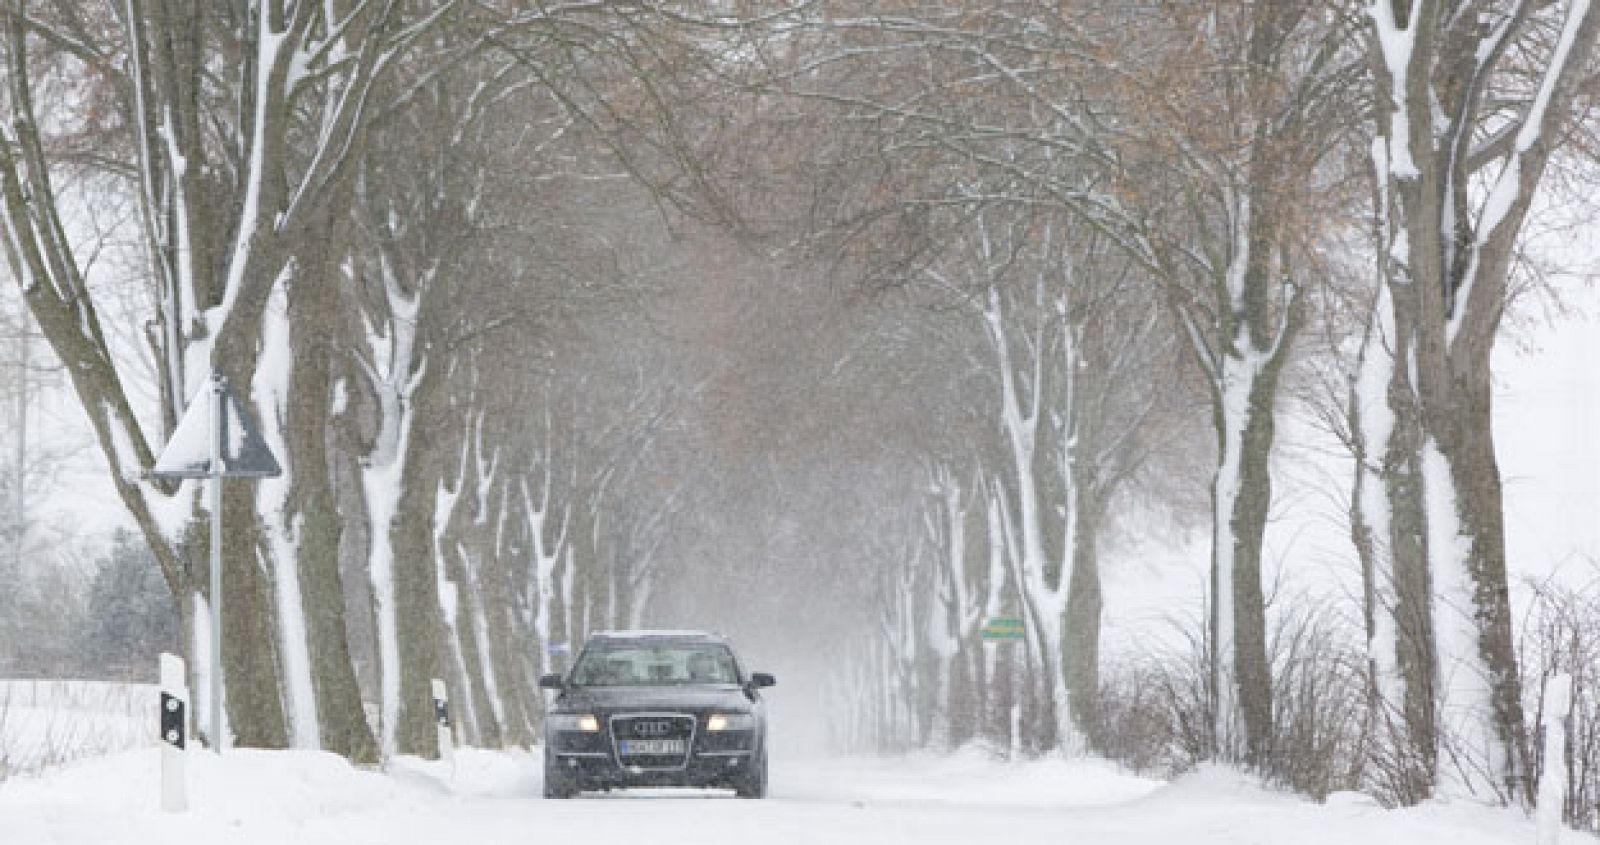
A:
[[980, 617, 1025, 641]]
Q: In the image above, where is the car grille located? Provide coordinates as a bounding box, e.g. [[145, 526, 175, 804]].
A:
[[610, 713, 696, 770]]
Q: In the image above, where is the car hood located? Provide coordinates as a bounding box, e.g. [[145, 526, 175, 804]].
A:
[[555, 684, 751, 713]]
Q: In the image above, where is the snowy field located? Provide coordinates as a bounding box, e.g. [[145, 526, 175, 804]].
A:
[[1, 745, 1593, 845], [0, 680, 154, 779]]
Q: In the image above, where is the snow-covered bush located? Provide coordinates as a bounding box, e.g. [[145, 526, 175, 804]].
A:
[[1094, 601, 1366, 799], [1519, 574, 1600, 833], [1260, 601, 1366, 799], [1095, 651, 1202, 777], [0, 681, 156, 783]]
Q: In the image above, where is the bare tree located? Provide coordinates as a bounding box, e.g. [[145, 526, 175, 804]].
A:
[[1359, 0, 1600, 803], [758, 0, 1363, 766]]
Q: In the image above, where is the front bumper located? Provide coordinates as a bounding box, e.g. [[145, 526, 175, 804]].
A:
[[547, 719, 758, 789], [547, 749, 758, 789]]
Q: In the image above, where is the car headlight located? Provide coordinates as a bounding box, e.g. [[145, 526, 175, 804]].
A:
[[547, 713, 601, 732], [706, 712, 756, 732]]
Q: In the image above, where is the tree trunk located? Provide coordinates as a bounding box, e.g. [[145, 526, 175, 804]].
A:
[[1351, 290, 1435, 801], [946, 642, 978, 749], [389, 482, 445, 757], [386, 392, 448, 757], [1209, 348, 1286, 768], [1386, 381, 1434, 782], [283, 260, 380, 764], [475, 523, 535, 748], [1364, 0, 1598, 802], [1235, 364, 1277, 767], [207, 231, 292, 753], [1062, 493, 1103, 746], [216, 482, 289, 748], [443, 522, 501, 748], [1416, 342, 1529, 801]]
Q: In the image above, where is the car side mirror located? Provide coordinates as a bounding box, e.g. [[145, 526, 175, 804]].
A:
[[749, 672, 776, 689], [538, 673, 566, 690]]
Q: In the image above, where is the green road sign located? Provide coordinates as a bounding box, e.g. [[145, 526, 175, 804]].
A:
[[981, 617, 1025, 641]]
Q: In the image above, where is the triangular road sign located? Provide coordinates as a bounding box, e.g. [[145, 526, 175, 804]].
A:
[[151, 373, 282, 479]]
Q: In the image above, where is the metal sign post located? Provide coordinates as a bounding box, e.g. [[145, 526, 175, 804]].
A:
[[152, 369, 282, 756], [159, 652, 189, 812], [980, 616, 1024, 759]]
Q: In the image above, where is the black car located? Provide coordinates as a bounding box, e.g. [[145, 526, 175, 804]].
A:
[[539, 630, 775, 799]]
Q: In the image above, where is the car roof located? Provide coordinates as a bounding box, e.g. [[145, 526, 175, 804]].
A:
[[586, 629, 729, 645]]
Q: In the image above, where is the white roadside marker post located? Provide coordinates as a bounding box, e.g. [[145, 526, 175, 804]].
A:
[[159, 653, 189, 812], [432, 678, 454, 764]]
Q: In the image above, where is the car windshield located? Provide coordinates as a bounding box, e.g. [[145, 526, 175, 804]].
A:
[[569, 643, 740, 686]]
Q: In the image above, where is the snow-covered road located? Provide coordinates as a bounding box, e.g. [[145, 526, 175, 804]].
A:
[[0, 747, 1579, 844]]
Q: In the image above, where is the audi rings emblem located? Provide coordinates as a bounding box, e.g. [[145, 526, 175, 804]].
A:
[[633, 720, 674, 737]]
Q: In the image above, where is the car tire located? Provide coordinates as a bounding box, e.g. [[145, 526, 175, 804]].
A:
[[544, 779, 578, 799], [733, 750, 768, 799], [544, 759, 580, 799]]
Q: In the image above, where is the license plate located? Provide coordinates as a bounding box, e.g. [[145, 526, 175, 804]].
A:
[[619, 739, 685, 756]]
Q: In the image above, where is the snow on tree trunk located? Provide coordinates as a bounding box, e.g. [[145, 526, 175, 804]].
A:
[[364, 438, 407, 757], [0, 6, 196, 670], [255, 277, 320, 751], [437, 579, 477, 746], [3, 2, 457, 758], [470, 466, 535, 747], [923, 464, 982, 749], [1536, 673, 1572, 845], [1210, 352, 1248, 761], [432, 426, 506, 749], [1352, 260, 1436, 798], [561, 545, 578, 664], [440, 524, 497, 747], [358, 282, 418, 757], [1351, 290, 1408, 761], [983, 278, 1077, 752], [1421, 438, 1508, 799], [522, 470, 570, 684], [376, 366, 451, 757], [1206, 316, 1288, 768], [982, 488, 1010, 749], [1364, 0, 1599, 802]]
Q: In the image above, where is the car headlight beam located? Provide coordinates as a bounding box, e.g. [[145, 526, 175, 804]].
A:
[[707, 712, 756, 732], [548, 713, 601, 732]]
